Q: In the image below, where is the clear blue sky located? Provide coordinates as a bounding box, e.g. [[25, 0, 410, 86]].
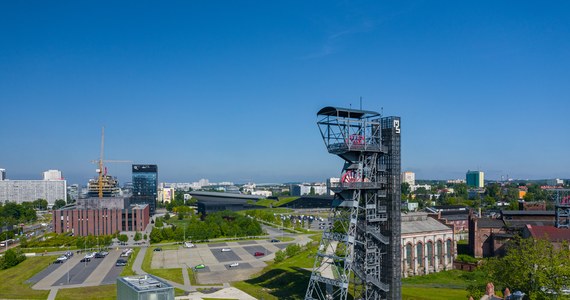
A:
[[1, 1, 569, 185]]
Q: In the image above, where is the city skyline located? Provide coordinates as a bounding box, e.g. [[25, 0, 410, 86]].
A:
[[1, 1, 569, 184]]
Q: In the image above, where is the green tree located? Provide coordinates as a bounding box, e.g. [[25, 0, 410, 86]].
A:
[[53, 199, 67, 210], [118, 234, 129, 243], [33, 199, 48, 210], [481, 237, 570, 299], [134, 232, 142, 242], [164, 212, 170, 220], [149, 228, 163, 243], [454, 183, 468, 199], [0, 249, 26, 269], [274, 250, 286, 263]]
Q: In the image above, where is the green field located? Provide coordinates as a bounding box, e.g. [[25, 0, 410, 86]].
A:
[[233, 243, 316, 299], [0, 255, 53, 299], [56, 285, 117, 300]]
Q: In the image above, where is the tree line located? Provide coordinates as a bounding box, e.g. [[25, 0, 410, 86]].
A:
[[150, 211, 262, 243]]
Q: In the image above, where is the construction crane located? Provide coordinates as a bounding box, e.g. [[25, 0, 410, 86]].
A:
[[91, 127, 132, 198]]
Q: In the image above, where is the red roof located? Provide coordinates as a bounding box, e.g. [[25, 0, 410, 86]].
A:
[[525, 225, 570, 241]]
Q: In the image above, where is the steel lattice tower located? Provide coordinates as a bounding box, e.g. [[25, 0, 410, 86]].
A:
[[550, 189, 570, 228], [305, 107, 401, 300]]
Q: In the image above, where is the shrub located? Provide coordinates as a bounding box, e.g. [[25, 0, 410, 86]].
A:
[[0, 249, 26, 269]]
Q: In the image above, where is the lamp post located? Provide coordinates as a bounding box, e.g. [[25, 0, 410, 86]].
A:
[[66, 244, 70, 283]]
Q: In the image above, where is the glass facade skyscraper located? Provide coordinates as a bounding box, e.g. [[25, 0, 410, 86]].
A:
[[132, 164, 158, 215]]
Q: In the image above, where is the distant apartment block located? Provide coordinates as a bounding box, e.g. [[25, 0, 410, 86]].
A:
[[0, 169, 6, 181], [402, 171, 415, 186], [0, 170, 66, 205], [158, 186, 174, 203], [547, 178, 564, 186], [326, 177, 340, 195], [291, 183, 327, 196], [43, 169, 63, 180], [251, 190, 272, 197], [466, 170, 484, 188]]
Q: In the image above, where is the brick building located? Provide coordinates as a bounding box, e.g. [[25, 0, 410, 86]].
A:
[[401, 212, 455, 277], [53, 197, 150, 236], [468, 209, 556, 258]]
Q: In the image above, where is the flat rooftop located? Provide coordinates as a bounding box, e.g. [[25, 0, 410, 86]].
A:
[[118, 275, 172, 292]]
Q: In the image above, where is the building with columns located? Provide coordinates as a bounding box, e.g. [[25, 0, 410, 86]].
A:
[[401, 212, 455, 277]]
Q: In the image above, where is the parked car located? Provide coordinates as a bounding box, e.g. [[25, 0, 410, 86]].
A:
[[229, 262, 239, 268], [56, 255, 68, 262], [80, 257, 91, 262], [116, 259, 128, 266], [184, 242, 196, 248], [270, 239, 281, 243], [84, 252, 95, 259], [221, 248, 231, 252], [53, 259, 65, 264], [94, 252, 106, 258], [254, 252, 265, 257], [194, 264, 205, 270], [153, 247, 162, 252], [64, 251, 73, 257]]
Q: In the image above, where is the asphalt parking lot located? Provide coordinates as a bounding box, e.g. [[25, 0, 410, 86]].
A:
[[31, 250, 127, 289], [210, 249, 241, 262]]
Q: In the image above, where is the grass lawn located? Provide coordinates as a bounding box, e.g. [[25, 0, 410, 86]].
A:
[[402, 286, 468, 299], [56, 285, 117, 300], [0, 255, 53, 299], [233, 243, 316, 300], [402, 269, 487, 299]]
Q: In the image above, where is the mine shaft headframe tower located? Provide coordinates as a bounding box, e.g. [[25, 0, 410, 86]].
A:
[[305, 106, 401, 300], [549, 189, 570, 229]]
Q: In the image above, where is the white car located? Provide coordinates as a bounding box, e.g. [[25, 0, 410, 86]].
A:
[[56, 255, 68, 261], [221, 248, 232, 252], [184, 242, 195, 248], [229, 262, 239, 268], [84, 252, 95, 259]]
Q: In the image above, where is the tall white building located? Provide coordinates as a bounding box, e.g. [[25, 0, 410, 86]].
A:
[[326, 177, 340, 195], [43, 169, 62, 180], [402, 171, 415, 186]]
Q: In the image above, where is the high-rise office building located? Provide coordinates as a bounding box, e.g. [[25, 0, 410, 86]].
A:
[[466, 170, 484, 188], [0, 169, 5, 181], [132, 164, 158, 215]]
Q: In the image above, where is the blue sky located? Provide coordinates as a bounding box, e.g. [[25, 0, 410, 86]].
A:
[[1, 1, 569, 184]]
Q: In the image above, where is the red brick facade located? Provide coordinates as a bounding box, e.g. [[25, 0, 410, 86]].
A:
[[53, 205, 149, 236]]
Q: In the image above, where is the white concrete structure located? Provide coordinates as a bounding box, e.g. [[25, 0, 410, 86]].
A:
[[326, 177, 340, 195], [42, 169, 62, 180], [410, 184, 431, 193], [252, 190, 272, 197], [0, 179, 67, 205], [401, 212, 455, 277], [401, 171, 415, 186], [547, 178, 564, 186], [158, 187, 175, 203]]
